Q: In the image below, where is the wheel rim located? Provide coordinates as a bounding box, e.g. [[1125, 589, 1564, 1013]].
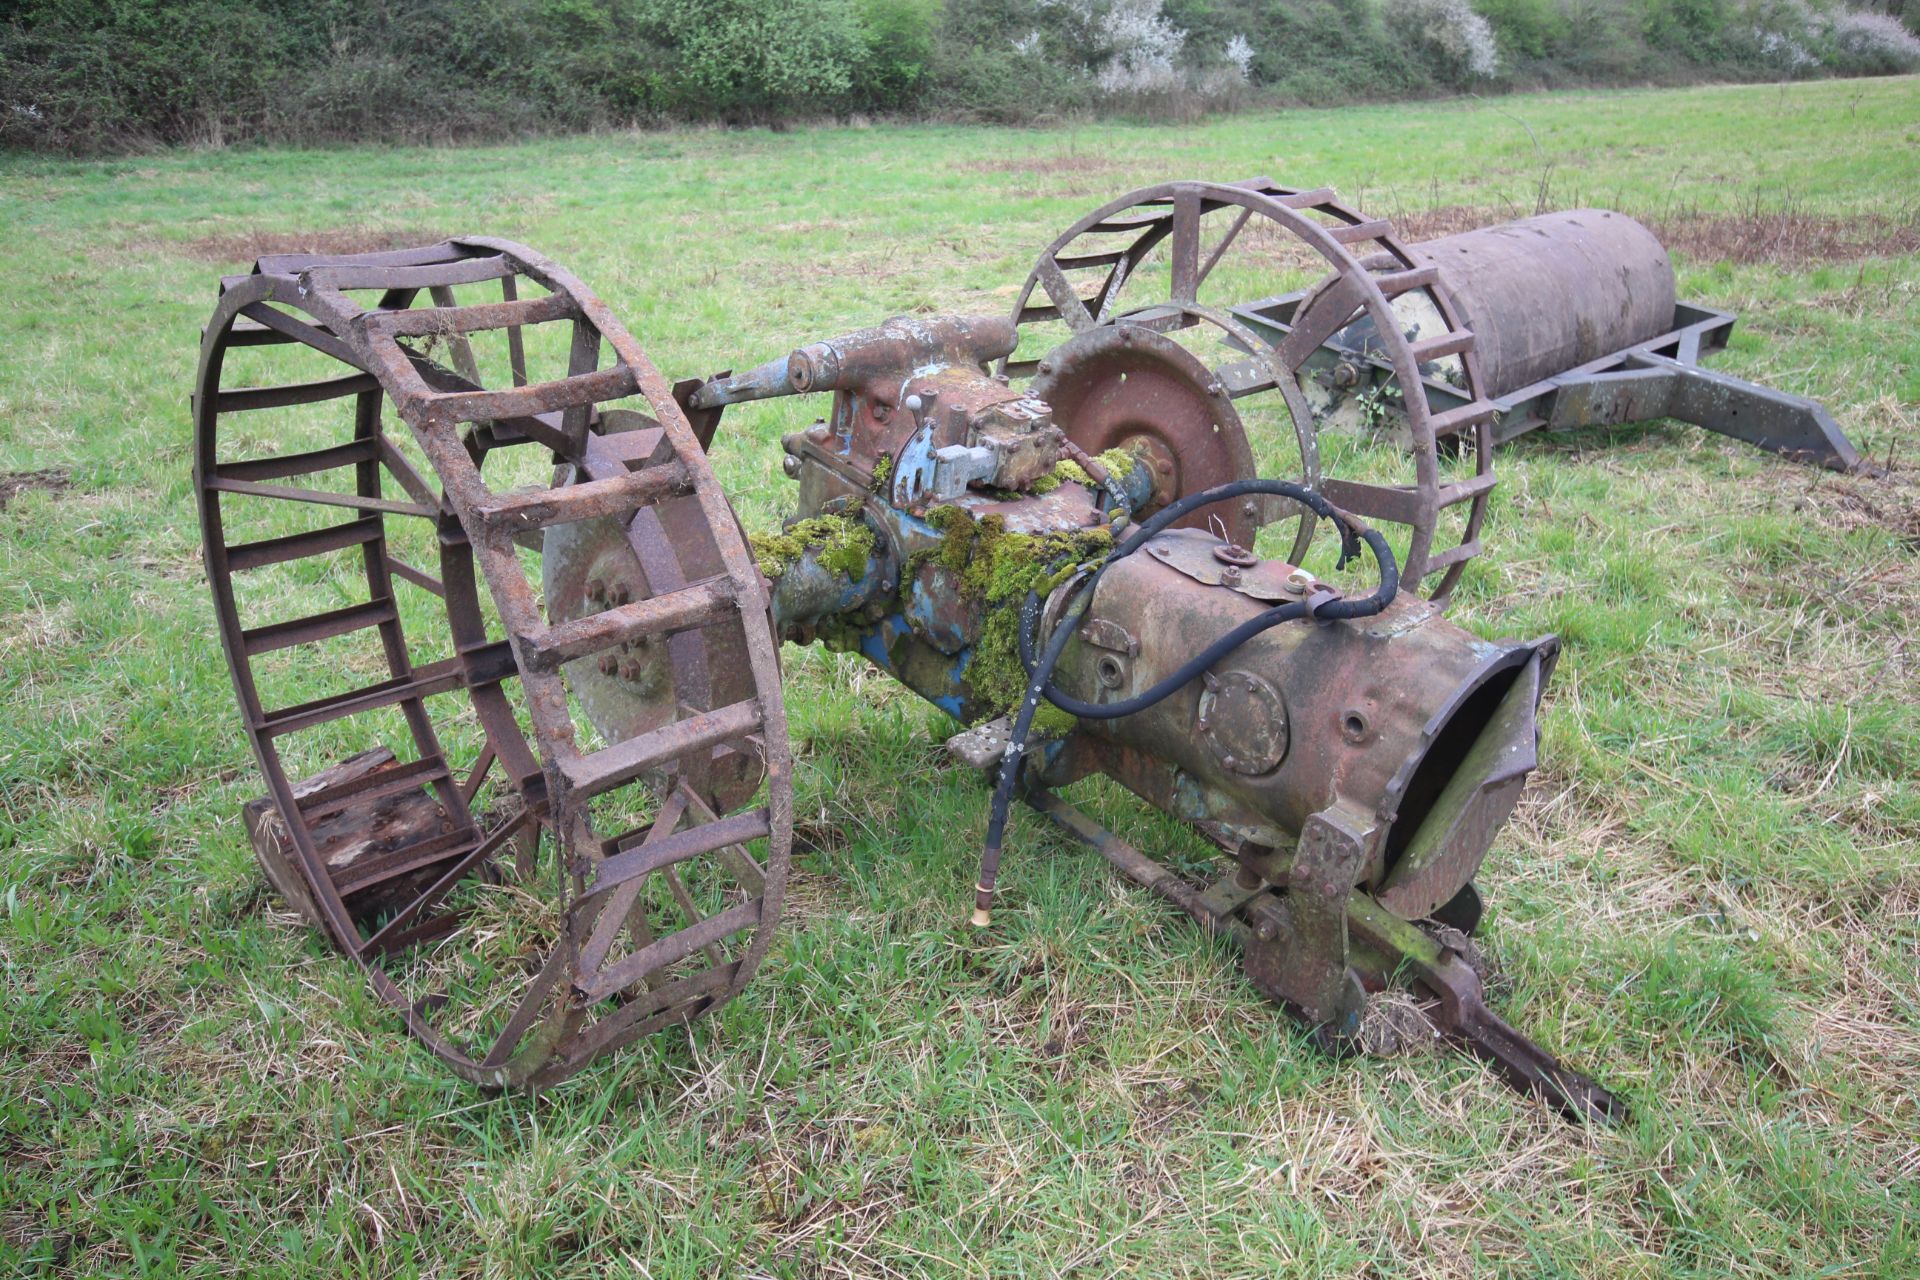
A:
[[195, 240, 790, 1086], [1004, 179, 1498, 600]]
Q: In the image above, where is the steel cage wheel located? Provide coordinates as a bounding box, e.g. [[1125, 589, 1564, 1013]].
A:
[[1003, 179, 1499, 600], [194, 240, 792, 1087]]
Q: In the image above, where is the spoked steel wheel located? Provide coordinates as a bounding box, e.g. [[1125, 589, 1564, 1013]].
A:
[[1005, 179, 1497, 600], [195, 239, 790, 1086]]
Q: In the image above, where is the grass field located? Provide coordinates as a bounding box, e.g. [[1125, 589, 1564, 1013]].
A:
[[2, 76, 1918, 1278]]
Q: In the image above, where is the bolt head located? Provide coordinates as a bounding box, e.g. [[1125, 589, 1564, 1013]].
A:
[[619, 657, 644, 682], [1255, 920, 1278, 942], [598, 653, 619, 676], [585, 576, 606, 603], [608, 582, 632, 606], [806, 422, 832, 444], [782, 454, 802, 478]]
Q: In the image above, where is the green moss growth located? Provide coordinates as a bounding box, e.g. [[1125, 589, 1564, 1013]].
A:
[[1047, 447, 1135, 493], [1052, 459, 1092, 487], [749, 513, 875, 581], [1031, 702, 1082, 738], [914, 504, 1111, 725], [869, 453, 892, 494]]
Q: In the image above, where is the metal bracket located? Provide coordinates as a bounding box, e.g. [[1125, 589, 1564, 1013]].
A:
[[1344, 896, 1627, 1124], [1546, 352, 1871, 474], [1241, 803, 1372, 1044], [1020, 785, 1626, 1124]]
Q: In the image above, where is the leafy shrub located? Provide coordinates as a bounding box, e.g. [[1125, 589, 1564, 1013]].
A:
[[649, 0, 865, 120], [1398, 0, 1505, 78], [1723, 0, 1920, 73], [1476, 0, 1573, 59], [853, 0, 942, 109], [1826, 6, 1920, 69], [1553, 0, 1659, 75]]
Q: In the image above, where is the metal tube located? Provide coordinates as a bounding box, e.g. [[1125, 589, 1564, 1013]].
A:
[[1407, 210, 1676, 397]]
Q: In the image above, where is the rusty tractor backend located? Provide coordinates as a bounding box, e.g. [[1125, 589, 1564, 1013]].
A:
[[194, 179, 1871, 1114]]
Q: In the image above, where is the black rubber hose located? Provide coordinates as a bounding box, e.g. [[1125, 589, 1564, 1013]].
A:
[[971, 568, 1090, 922], [1018, 480, 1398, 721]]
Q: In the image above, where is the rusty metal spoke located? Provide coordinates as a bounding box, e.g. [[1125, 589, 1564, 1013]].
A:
[[198, 239, 791, 1088]]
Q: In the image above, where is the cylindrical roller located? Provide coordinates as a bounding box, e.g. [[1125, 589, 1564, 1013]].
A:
[[1406, 210, 1675, 397]]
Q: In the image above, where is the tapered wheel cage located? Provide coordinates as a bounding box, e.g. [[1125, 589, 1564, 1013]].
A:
[[194, 239, 792, 1087], [1005, 178, 1496, 599]]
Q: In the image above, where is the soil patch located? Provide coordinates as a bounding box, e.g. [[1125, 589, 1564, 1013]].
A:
[[0, 470, 70, 511]]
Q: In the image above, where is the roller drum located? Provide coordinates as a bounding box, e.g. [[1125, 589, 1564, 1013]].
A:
[[1408, 209, 1676, 397]]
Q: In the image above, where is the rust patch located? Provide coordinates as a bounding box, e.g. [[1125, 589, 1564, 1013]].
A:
[[173, 227, 450, 264], [0, 469, 70, 511]]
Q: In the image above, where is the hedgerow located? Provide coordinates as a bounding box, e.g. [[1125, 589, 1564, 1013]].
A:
[[2, 0, 1914, 151]]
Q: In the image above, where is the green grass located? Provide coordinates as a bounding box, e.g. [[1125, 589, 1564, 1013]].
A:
[[2, 76, 1918, 1277]]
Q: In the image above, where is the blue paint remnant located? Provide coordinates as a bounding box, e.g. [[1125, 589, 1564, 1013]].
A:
[[902, 574, 968, 652], [857, 613, 911, 673], [852, 609, 974, 721], [891, 421, 938, 507]]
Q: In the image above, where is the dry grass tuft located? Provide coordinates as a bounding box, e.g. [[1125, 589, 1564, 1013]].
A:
[[957, 153, 1133, 178], [1367, 203, 1920, 267], [173, 226, 452, 265]]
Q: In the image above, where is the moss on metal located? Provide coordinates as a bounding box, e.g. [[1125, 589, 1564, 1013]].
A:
[[1046, 446, 1137, 492], [915, 504, 1110, 733], [749, 513, 875, 581]]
